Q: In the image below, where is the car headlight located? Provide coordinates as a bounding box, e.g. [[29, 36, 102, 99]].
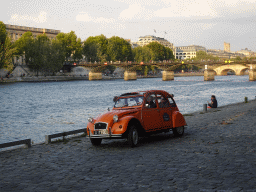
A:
[[113, 115, 118, 123], [88, 117, 94, 123]]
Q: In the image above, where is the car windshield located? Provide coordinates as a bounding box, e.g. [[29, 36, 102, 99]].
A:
[[114, 96, 144, 108]]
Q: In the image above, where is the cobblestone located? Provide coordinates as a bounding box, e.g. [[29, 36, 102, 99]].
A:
[[1, 100, 256, 191]]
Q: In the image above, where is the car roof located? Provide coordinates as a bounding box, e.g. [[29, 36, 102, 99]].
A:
[[119, 91, 146, 97], [119, 90, 172, 97]]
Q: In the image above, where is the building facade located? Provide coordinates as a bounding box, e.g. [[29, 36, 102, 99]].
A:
[[236, 48, 254, 57], [174, 45, 207, 60], [207, 49, 244, 59], [224, 42, 230, 52], [135, 35, 174, 50], [5, 24, 60, 41], [5, 24, 61, 65]]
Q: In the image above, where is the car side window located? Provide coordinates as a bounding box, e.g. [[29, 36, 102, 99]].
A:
[[145, 94, 157, 108], [168, 97, 176, 107], [157, 94, 169, 108]]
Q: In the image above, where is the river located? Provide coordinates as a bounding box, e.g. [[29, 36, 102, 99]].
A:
[[1, 75, 256, 145]]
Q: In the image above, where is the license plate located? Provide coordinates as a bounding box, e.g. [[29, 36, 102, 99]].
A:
[[94, 129, 108, 135]]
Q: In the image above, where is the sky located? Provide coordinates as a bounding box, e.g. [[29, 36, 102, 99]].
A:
[[1, 0, 256, 52]]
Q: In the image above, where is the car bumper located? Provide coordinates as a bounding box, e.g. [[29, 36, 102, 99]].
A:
[[88, 128, 123, 139]]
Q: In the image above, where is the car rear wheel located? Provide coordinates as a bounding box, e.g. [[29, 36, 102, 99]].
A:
[[173, 126, 184, 137], [128, 125, 139, 147], [90, 138, 102, 146]]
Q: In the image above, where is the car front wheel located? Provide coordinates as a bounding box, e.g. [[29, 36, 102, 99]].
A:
[[128, 125, 139, 147], [90, 138, 102, 146], [173, 126, 184, 137]]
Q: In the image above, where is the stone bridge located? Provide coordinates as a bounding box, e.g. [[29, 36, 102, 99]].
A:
[[205, 63, 256, 81], [214, 64, 249, 76], [76, 61, 256, 81]]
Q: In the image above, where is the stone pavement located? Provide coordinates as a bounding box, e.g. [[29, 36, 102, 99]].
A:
[[1, 100, 256, 192]]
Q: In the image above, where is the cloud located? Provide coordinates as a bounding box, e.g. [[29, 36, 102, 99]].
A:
[[119, 4, 141, 20], [76, 12, 92, 22], [154, 1, 218, 18], [8, 11, 47, 24], [76, 12, 115, 23], [118, 3, 153, 20]]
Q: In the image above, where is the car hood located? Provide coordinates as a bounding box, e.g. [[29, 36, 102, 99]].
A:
[[95, 108, 140, 123]]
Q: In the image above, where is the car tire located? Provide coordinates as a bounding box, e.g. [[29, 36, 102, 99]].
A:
[[173, 126, 184, 137], [90, 138, 102, 146], [128, 125, 139, 147]]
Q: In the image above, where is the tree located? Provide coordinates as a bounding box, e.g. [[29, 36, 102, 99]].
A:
[[192, 50, 219, 61], [133, 46, 151, 62], [30, 34, 50, 75], [146, 42, 174, 61], [45, 39, 65, 75], [165, 47, 175, 60], [0, 21, 6, 46], [56, 31, 82, 62], [107, 36, 132, 62], [0, 21, 15, 70], [0, 35, 15, 71], [14, 31, 34, 65], [83, 34, 108, 62]]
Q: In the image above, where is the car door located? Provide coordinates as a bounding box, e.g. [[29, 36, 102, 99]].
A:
[[156, 94, 173, 129], [142, 94, 162, 131]]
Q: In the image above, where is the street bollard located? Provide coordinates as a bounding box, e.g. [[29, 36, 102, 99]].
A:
[[203, 104, 207, 112], [245, 97, 248, 103]]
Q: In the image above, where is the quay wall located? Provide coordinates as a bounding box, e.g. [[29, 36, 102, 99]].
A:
[[0, 72, 204, 83]]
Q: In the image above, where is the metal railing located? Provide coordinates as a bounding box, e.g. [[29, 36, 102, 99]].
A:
[[0, 139, 31, 149], [45, 128, 87, 144]]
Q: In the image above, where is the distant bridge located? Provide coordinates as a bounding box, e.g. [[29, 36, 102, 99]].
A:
[[75, 61, 256, 81]]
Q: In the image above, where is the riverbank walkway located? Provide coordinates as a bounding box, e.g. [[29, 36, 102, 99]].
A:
[[1, 100, 256, 191]]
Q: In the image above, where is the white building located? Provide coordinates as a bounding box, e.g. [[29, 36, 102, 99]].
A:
[[174, 45, 207, 60], [136, 35, 174, 50]]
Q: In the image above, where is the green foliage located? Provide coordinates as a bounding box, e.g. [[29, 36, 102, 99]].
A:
[[107, 36, 132, 62], [146, 42, 174, 61], [29, 34, 50, 75], [133, 46, 151, 62], [56, 31, 82, 62], [16, 33, 65, 75], [0, 21, 15, 70], [235, 56, 242, 61], [0, 21, 6, 45], [0, 35, 15, 70], [14, 31, 34, 65], [144, 66, 148, 76], [83, 34, 108, 62], [192, 50, 219, 61]]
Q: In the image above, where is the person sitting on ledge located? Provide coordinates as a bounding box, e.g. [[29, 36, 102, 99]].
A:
[[208, 95, 218, 108]]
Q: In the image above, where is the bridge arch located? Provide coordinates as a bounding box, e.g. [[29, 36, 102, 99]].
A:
[[213, 64, 249, 76]]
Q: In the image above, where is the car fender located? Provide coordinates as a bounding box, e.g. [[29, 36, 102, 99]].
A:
[[172, 111, 187, 128], [112, 115, 138, 134]]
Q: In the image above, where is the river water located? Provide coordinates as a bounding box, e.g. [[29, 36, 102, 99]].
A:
[[1, 75, 256, 145]]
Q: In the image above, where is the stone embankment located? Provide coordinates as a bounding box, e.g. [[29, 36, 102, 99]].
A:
[[0, 72, 204, 83], [1, 100, 256, 191]]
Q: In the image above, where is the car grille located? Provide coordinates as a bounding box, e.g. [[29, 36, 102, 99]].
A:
[[94, 122, 107, 130]]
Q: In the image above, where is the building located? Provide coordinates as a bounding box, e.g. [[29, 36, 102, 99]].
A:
[[236, 48, 254, 57], [207, 49, 245, 59], [5, 24, 60, 41], [136, 35, 174, 50], [224, 42, 230, 52], [5, 24, 61, 65], [174, 45, 207, 60]]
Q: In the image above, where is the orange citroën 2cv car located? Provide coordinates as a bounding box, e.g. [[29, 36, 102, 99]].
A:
[[87, 90, 187, 147]]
